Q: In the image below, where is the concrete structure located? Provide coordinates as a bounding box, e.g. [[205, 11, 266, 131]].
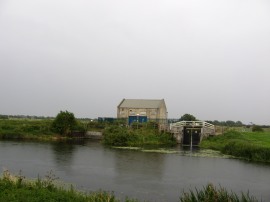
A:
[[170, 121, 215, 145], [117, 99, 168, 129], [86, 131, 103, 140]]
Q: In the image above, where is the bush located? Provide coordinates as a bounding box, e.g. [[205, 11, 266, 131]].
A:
[[252, 125, 263, 132], [103, 126, 176, 147], [51, 111, 77, 136], [103, 126, 138, 146]]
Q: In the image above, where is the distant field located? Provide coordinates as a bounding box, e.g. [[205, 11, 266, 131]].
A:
[[242, 132, 270, 147]]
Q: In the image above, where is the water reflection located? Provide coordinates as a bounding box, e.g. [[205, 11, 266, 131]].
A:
[[113, 149, 165, 180], [51, 139, 87, 168]]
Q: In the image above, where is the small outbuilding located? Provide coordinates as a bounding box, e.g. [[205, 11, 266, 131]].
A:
[[117, 98, 168, 129]]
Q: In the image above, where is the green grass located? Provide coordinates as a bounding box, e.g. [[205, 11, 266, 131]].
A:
[[0, 119, 87, 140], [200, 130, 270, 162], [0, 119, 56, 139], [0, 170, 138, 202]]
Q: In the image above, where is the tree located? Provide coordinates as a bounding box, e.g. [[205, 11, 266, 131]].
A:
[[225, 120, 236, 127], [51, 111, 77, 136], [179, 114, 197, 121], [235, 121, 243, 127]]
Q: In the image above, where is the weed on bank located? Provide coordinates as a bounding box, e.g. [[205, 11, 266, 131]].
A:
[[0, 170, 138, 202], [180, 184, 258, 202], [200, 130, 270, 163]]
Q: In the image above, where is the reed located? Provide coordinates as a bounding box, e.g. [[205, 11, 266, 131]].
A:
[[180, 183, 258, 202]]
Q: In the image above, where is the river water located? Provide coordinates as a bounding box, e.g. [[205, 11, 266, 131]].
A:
[[0, 140, 269, 201]]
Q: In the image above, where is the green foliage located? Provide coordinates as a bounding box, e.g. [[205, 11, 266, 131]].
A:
[[103, 125, 176, 147], [180, 183, 257, 202], [51, 111, 77, 136], [0, 170, 139, 202], [179, 114, 197, 121], [87, 119, 128, 132], [200, 130, 270, 162], [252, 125, 263, 132], [0, 171, 259, 202], [0, 119, 54, 139], [87, 120, 106, 131], [103, 126, 136, 146]]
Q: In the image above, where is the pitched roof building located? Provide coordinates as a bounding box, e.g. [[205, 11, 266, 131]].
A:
[[117, 99, 168, 127]]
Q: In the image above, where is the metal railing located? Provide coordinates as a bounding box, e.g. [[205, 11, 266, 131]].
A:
[[171, 121, 215, 129]]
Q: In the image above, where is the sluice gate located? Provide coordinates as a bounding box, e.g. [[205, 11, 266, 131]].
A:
[[170, 121, 215, 146]]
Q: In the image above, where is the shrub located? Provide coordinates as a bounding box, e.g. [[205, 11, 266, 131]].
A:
[[103, 126, 138, 146], [103, 126, 176, 147], [51, 111, 77, 136], [252, 125, 263, 132]]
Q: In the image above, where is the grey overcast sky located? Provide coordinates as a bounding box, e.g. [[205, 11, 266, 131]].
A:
[[0, 0, 270, 124]]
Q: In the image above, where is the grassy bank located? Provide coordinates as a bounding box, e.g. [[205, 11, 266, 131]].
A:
[[0, 170, 137, 202], [0, 119, 87, 140], [0, 119, 175, 147], [0, 119, 57, 140], [200, 130, 270, 163], [0, 171, 258, 202], [103, 125, 176, 147]]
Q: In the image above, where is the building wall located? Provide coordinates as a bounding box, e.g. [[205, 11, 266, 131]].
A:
[[158, 100, 167, 120], [117, 105, 167, 120], [118, 108, 159, 119], [117, 100, 168, 130]]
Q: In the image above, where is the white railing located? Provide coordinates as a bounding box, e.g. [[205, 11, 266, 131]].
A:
[[170, 121, 215, 130]]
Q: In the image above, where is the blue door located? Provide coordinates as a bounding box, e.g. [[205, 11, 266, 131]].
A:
[[128, 116, 148, 125], [139, 116, 147, 123], [128, 116, 138, 125]]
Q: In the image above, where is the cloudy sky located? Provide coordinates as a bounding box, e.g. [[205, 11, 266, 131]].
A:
[[0, 0, 269, 124]]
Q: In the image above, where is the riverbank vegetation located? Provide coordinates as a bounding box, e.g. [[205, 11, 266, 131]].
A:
[[0, 117, 175, 147], [0, 170, 258, 202], [0, 119, 55, 140], [200, 130, 270, 163], [103, 122, 176, 147], [0, 170, 138, 202], [180, 183, 257, 202], [0, 111, 86, 140], [51, 110, 85, 136]]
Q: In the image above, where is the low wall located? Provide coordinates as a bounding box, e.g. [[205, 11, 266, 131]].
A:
[[171, 126, 184, 144], [85, 131, 103, 140]]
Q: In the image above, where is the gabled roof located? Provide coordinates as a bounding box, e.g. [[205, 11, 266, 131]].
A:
[[118, 99, 165, 109]]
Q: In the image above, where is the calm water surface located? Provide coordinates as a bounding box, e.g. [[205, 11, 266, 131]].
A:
[[0, 140, 269, 201]]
